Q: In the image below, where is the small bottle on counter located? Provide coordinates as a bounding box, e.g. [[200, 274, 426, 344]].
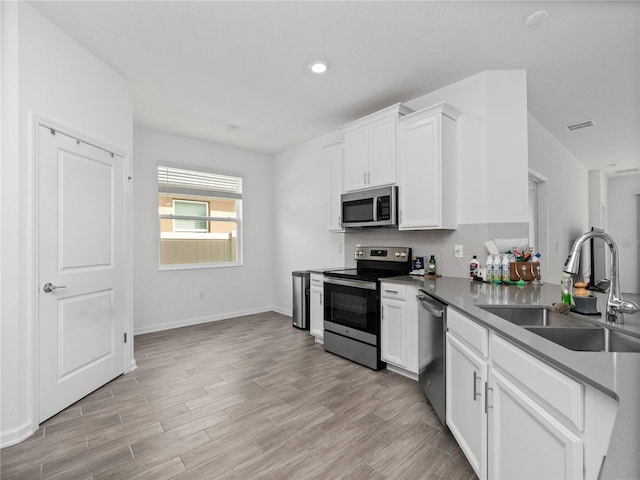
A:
[[427, 255, 437, 276], [501, 254, 510, 283], [494, 255, 503, 283], [561, 273, 573, 306], [485, 255, 494, 283], [469, 255, 480, 280]]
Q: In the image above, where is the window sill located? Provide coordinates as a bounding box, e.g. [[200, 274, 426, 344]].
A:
[[159, 261, 242, 271]]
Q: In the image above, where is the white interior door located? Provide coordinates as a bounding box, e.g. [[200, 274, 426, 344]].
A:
[[38, 125, 125, 422]]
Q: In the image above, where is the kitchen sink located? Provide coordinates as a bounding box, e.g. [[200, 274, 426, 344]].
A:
[[479, 306, 595, 328], [525, 326, 640, 353]]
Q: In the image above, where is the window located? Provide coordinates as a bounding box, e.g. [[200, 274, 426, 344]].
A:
[[173, 200, 208, 232], [158, 165, 242, 268]]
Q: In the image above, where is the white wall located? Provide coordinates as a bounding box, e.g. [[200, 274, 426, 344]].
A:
[[271, 132, 346, 314], [528, 114, 589, 284], [607, 173, 639, 293], [588, 170, 608, 229], [133, 128, 275, 333], [405, 70, 529, 224], [272, 70, 530, 313], [0, 2, 133, 447]]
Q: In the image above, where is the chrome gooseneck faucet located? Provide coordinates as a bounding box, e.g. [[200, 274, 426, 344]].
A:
[[563, 230, 639, 324]]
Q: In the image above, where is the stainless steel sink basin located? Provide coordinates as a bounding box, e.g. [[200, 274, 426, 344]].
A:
[[525, 326, 640, 353], [479, 306, 594, 328]]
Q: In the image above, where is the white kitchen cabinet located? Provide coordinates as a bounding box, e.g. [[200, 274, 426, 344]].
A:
[[445, 307, 617, 480], [488, 368, 584, 480], [397, 102, 460, 230], [324, 142, 344, 232], [309, 273, 324, 341], [446, 331, 488, 480], [380, 282, 419, 377], [488, 333, 585, 479], [340, 103, 413, 192]]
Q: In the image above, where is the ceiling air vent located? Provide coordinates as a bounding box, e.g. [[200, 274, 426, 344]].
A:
[[615, 167, 640, 175], [565, 120, 594, 132]]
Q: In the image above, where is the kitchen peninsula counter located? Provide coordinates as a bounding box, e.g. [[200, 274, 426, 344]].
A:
[[384, 275, 640, 480]]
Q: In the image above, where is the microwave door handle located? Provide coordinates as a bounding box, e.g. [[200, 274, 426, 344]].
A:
[[373, 196, 378, 222]]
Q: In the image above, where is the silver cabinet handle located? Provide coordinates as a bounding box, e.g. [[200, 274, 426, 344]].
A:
[[367, 172, 371, 184], [43, 282, 66, 293], [384, 289, 399, 295], [320, 293, 323, 305], [485, 382, 493, 413], [473, 371, 481, 401], [363, 172, 367, 184]]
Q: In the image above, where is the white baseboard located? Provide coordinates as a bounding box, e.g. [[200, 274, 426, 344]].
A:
[[133, 306, 281, 335], [0, 420, 37, 449], [385, 363, 419, 381], [272, 306, 292, 317]]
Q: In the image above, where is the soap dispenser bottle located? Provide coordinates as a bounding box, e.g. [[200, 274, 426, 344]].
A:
[[561, 273, 573, 306]]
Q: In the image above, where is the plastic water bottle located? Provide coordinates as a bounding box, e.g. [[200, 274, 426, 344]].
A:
[[485, 255, 494, 283], [501, 255, 510, 283], [493, 255, 503, 283]]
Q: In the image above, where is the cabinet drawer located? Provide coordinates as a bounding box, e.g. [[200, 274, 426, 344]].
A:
[[381, 283, 406, 300], [310, 273, 324, 288], [491, 333, 584, 431], [447, 308, 489, 358]]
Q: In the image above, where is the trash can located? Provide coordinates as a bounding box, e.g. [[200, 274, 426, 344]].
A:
[[292, 270, 310, 329]]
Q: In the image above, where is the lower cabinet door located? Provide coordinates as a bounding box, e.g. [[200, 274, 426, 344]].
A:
[[310, 287, 324, 339], [446, 333, 488, 480], [381, 298, 407, 368], [488, 369, 584, 480]]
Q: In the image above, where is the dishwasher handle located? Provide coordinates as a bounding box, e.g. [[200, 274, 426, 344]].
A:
[[416, 294, 444, 318]]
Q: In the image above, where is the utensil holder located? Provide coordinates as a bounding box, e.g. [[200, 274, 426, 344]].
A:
[[509, 262, 540, 282]]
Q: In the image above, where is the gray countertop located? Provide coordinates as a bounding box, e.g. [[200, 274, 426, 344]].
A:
[[382, 275, 640, 480]]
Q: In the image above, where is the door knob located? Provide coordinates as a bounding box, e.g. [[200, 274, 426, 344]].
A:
[[43, 282, 67, 293]]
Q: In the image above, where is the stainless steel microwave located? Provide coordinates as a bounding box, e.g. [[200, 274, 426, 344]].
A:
[[341, 186, 398, 228]]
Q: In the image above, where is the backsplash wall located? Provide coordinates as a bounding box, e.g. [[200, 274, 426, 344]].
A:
[[345, 222, 529, 278]]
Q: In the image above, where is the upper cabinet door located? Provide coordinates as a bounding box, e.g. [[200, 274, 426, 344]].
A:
[[368, 115, 398, 188], [398, 102, 460, 230], [340, 103, 412, 193], [342, 129, 369, 192], [325, 142, 345, 232]]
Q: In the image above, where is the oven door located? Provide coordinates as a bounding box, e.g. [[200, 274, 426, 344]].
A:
[[323, 277, 379, 344]]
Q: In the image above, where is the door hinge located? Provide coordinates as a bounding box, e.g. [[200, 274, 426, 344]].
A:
[[124, 332, 127, 343]]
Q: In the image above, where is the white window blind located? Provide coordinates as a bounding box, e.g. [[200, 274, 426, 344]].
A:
[[158, 166, 242, 199]]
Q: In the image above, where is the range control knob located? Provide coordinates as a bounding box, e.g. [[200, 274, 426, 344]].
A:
[[395, 251, 401, 257], [399, 252, 407, 257], [356, 250, 364, 256]]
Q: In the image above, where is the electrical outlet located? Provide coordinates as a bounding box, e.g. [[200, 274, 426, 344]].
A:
[[454, 245, 464, 258], [199, 291, 205, 300]]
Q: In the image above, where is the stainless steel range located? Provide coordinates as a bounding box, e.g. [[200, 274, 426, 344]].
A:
[[323, 246, 412, 370]]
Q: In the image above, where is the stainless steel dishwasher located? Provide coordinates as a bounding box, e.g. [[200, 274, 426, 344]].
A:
[[416, 290, 446, 425]]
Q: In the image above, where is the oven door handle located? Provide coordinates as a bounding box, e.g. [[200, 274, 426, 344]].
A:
[[323, 276, 377, 290]]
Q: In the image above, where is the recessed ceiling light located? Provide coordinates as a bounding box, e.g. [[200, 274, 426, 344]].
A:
[[525, 10, 550, 27], [310, 62, 328, 74], [226, 124, 239, 131]]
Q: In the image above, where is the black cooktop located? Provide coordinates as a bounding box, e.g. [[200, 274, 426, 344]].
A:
[[324, 246, 412, 282], [323, 268, 408, 282]]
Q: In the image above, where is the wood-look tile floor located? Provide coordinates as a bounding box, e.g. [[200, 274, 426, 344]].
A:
[[1, 312, 477, 480]]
